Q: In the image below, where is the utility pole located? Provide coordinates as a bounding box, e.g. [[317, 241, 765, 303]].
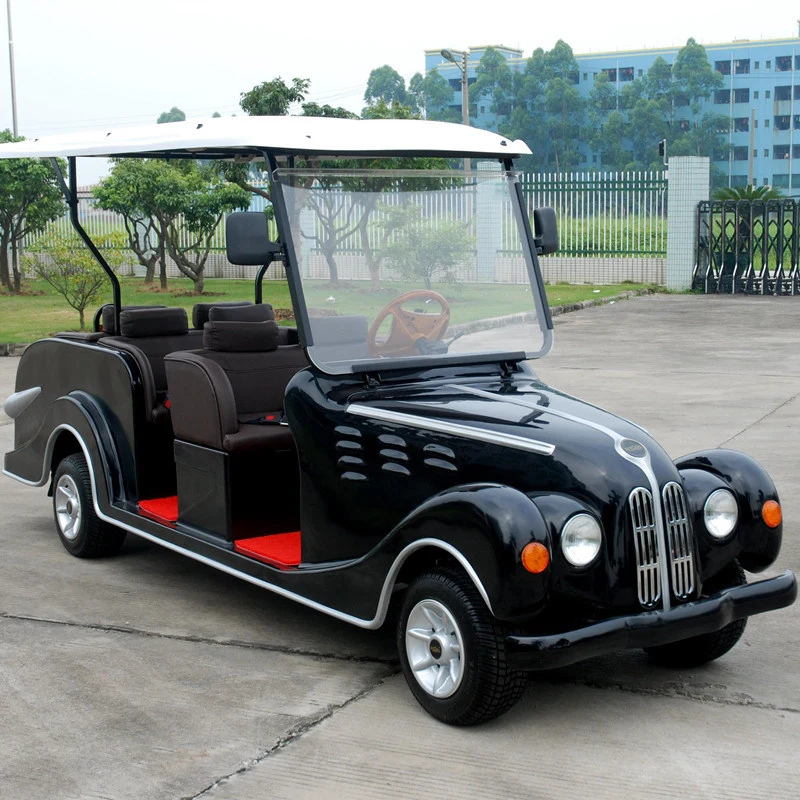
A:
[[7, 0, 17, 135], [440, 49, 471, 172]]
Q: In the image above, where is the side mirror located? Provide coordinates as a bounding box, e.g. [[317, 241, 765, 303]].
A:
[[226, 212, 282, 265], [533, 207, 559, 256]]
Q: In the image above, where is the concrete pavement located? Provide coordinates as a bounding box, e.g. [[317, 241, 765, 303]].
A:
[[1, 293, 798, 799]]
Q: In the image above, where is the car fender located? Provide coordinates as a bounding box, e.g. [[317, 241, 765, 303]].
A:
[[676, 449, 782, 574], [384, 482, 552, 623]]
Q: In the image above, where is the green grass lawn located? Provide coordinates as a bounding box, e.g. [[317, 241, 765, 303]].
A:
[[0, 277, 655, 343]]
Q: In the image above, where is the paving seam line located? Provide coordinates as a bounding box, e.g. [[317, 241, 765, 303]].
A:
[[717, 390, 800, 448], [0, 611, 398, 666], [187, 672, 398, 800]]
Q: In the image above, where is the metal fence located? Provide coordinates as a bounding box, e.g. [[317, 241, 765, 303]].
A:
[[693, 200, 800, 294], [19, 170, 668, 286]]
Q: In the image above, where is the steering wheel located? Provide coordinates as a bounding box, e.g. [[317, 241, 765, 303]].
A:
[[367, 290, 451, 357]]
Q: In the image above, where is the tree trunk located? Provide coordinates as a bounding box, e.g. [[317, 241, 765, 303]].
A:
[[322, 248, 339, 285], [79, 307, 86, 330], [11, 238, 21, 294], [194, 275, 204, 295], [0, 232, 11, 292], [144, 260, 155, 283], [159, 238, 168, 289]]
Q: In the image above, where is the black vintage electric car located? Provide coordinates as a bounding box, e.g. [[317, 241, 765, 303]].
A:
[[1, 117, 796, 725]]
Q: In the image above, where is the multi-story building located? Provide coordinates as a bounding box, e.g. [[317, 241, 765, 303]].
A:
[[426, 36, 800, 191]]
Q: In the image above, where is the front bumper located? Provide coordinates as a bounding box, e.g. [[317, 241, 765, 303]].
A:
[[506, 570, 797, 671]]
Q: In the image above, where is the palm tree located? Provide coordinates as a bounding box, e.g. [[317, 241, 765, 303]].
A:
[[712, 185, 782, 201]]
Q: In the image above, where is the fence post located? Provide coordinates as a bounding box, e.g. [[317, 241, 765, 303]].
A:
[[666, 156, 710, 290]]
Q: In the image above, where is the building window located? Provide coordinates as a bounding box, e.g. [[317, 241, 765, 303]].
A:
[[765, 149, 770, 157], [776, 55, 792, 71], [638, 69, 643, 77], [795, 55, 800, 70], [731, 175, 749, 187], [619, 67, 634, 82], [583, 72, 587, 81], [765, 119, 770, 127], [602, 68, 617, 82], [714, 89, 730, 104], [734, 117, 749, 132], [734, 59, 750, 74], [766, 60, 772, 69], [766, 90, 771, 98], [755, 61, 760, 70], [775, 85, 792, 101], [677, 119, 691, 132], [715, 60, 731, 75], [754, 90, 759, 99], [764, 178, 769, 186], [755, 119, 759, 128], [734, 88, 749, 103], [592, 154, 598, 163], [795, 115, 800, 129], [733, 146, 748, 161], [775, 115, 790, 130], [480, 106, 485, 115], [773, 145, 790, 159], [773, 174, 789, 188], [793, 145, 800, 158], [753, 149, 758, 158]]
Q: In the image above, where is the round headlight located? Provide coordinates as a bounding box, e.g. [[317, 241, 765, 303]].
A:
[[704, 489, 738, 539], [561, 513, 603, 567]]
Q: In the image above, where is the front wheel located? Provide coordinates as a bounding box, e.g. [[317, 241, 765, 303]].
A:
[[644, 562, 747, 667], [53, 454, 126, 558], [397, 569, 526, 725]]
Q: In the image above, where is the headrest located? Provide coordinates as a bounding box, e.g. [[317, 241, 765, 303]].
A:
[[118, 307, 189, 338], [208, 303, 274, 323], [203, 319, 280, 352], [192, 301, 253, 329], [102, 304, 166, 335]]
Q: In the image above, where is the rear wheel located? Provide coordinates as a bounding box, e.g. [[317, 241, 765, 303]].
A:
[[644, 562, 747, 667], [397, 569, 526, 725], [53, 454, 126, 558]]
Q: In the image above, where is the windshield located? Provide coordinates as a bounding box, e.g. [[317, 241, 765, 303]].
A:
[[273, 167, 551, 374]]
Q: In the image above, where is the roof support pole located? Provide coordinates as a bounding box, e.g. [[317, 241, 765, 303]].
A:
[[50, 156, 121, 333]]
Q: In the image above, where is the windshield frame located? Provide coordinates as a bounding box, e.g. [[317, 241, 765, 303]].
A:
[[265, 153, 553, 375]]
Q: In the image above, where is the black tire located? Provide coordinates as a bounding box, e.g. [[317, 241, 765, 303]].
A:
[[397, 569, 527, 725], [644, 562, 747, 667], [52, 454, 126, 558]]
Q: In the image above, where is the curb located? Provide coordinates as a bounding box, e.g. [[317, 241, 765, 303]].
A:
[[0, 288, 660, 356], [449, 287, 659, 337]]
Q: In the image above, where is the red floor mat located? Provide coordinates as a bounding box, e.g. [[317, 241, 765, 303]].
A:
[[138, 496, 178, 525], [234, 531, 302, 568]]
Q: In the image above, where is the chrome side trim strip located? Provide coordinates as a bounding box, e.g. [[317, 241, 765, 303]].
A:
[[3, 387, 41, 419], [346, 404, 555, 456], [448, 383, 673, 610], [19, 424, 491, 630]]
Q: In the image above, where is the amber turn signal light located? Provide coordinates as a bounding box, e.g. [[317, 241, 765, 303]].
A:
[[521, 542, 550, 574], [762, 500, 782, 528]]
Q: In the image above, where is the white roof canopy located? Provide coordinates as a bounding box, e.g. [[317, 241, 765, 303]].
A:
[[0, 116, 531, 160]]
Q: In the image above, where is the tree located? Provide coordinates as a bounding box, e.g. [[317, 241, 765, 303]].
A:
[[364, 65, 408, 107], [94, 159, 186, 288], [384, 211, 472, 289], [628, 98, 668, 168], [157, 107, 186, 124], [408, 71, 455, 120], [301, 102, 358, 119], [471, 47, 513, 129], [713, 185, 782, 201], [594, 111, 629, 170], [163, 162, 250, 294], [240, 77, 310, 116], [0, 130, 65, 294], [672, 38, 722, 116], [544, 78, 584, 171], [24, 233, 125, 329]]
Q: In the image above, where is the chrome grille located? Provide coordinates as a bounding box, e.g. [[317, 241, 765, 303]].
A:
[[662, 482, 695, 600], [629, 487, 660, 608]]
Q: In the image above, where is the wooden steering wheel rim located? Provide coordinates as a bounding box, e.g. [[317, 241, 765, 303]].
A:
[[367, 290, 451, 357]]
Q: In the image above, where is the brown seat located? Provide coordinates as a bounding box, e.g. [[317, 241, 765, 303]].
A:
[[164, 305, 308, 453], [100, 307, 203, 423]]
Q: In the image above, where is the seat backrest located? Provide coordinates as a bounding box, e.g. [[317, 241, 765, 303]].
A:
[[101, 304, 167, 335], [100, 307, 202, 423], [191, 300, 253, 330]]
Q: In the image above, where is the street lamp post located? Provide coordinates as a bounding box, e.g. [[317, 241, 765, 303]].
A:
[[440, 48, 470, 172], [6, 0, 18, 136]]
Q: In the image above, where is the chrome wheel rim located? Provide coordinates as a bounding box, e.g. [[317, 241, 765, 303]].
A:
[[55, 475, 82, 541], [405, 599, 465, 699]]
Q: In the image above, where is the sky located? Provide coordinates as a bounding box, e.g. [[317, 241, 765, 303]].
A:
[[2, 0, 800, 182]]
